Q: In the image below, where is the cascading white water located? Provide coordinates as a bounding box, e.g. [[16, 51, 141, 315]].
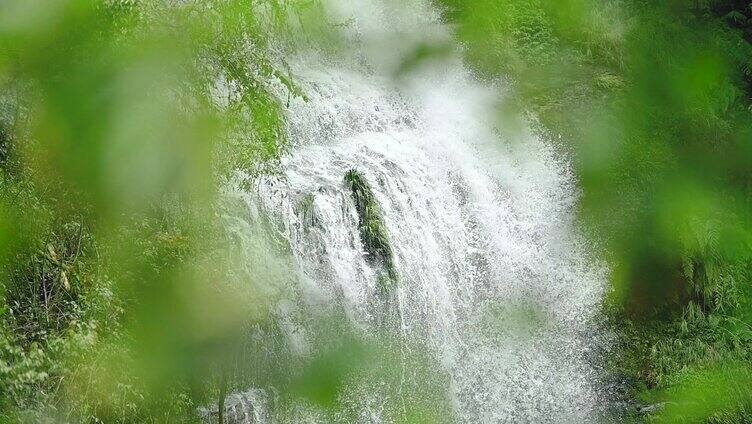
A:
[[224, 1, 610, 422]]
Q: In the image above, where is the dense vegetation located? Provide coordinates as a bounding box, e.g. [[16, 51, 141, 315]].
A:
[[0, 0, 305, 421], [436, 0, 752, 421]]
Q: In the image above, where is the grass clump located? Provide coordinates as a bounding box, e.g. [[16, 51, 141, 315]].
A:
[[344, 169, 397, 294]]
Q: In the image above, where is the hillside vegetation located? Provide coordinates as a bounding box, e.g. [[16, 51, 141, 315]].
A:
[[0, 0, 306, 420]]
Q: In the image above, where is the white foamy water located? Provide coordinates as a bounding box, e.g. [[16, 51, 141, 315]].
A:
[[223, 1, 609, 422]]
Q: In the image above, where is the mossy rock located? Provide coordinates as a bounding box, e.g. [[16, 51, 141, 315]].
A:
[[344, 169, 398, 293]]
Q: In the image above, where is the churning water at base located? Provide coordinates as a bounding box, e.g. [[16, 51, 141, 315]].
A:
[[223, 1, 609, 422]]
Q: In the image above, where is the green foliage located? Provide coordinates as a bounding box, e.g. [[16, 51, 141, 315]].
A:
[[0, 124, 10, 173], [2, 0, 749, 420], [646, 360, 752, 423], [344, 169, 398, 294], [0, 0, 319, 421]]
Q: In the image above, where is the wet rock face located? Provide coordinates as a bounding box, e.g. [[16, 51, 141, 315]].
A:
[[200, 390, 267, 424]]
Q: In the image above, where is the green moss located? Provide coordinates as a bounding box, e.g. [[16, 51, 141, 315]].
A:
[[344, 170, 398, 293]]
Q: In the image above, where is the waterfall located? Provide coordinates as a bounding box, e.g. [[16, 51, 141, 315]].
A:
[[222, 1, 609, 422]]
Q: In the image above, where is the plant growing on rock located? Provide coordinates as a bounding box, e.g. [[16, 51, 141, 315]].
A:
[[344, 169, 397, 294]]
